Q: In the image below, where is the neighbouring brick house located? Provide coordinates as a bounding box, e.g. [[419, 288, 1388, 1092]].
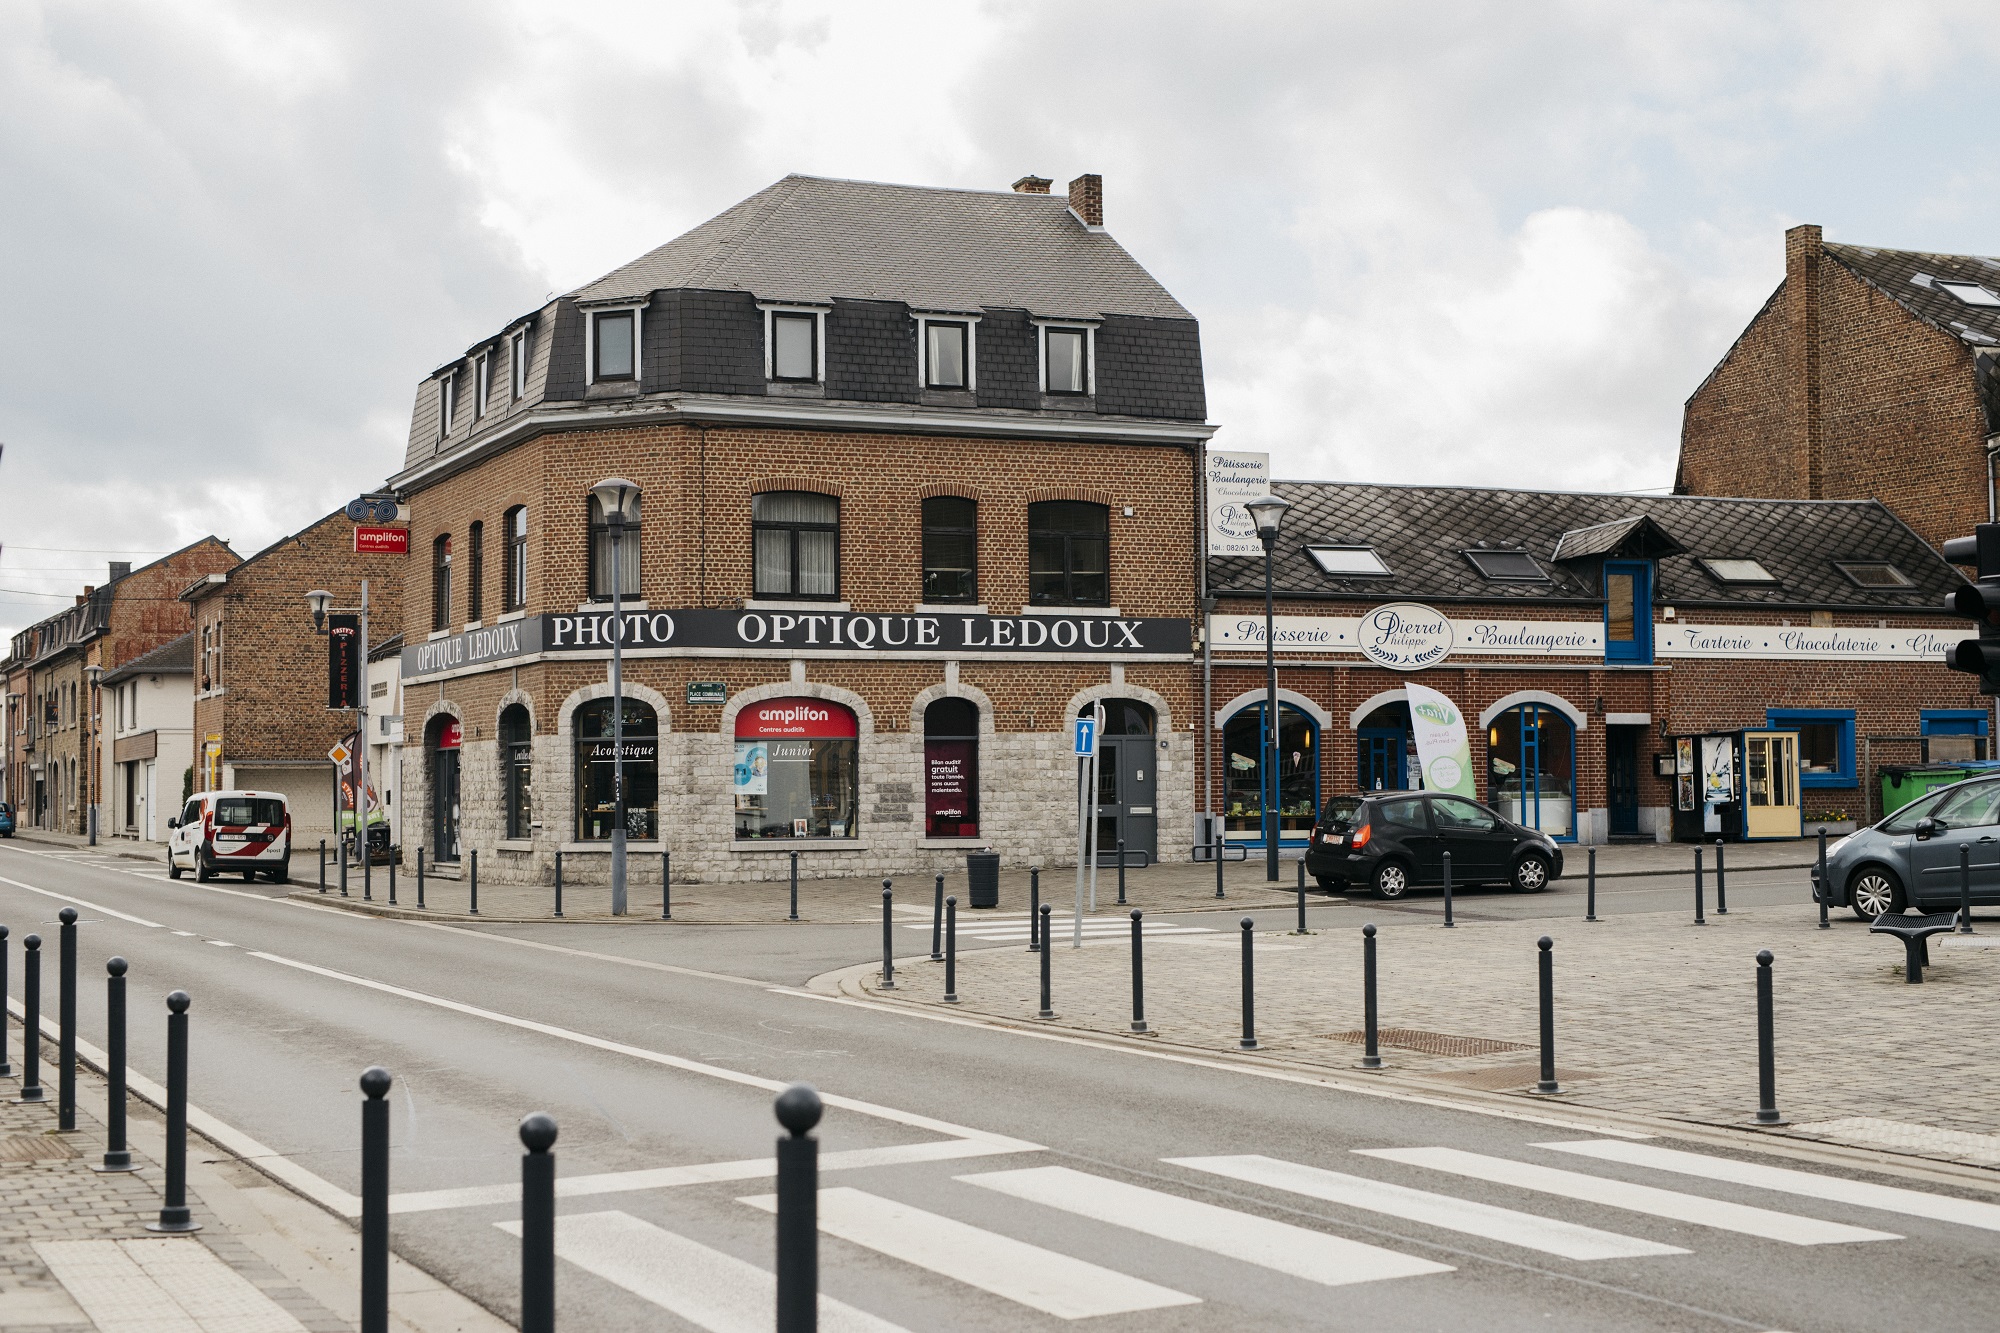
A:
[[1204, 483, 1983, 855], [183, 512, 405, 841], [1677, 224, 2000, 552], [389, 172, 1213, 886]]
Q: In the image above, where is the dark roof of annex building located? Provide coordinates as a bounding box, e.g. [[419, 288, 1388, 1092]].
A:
[[1824, 242, 2000, 350], [1208, 481, 1962, 610], [566, 174, 1193, 321], [100, 632, 193, 684]]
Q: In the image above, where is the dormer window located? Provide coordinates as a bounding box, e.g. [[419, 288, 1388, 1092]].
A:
[[473, 354, 490, 421], [917, 315, 977, 390], [1041, 325, 1093, 395], [761, 306, 824, 383], [588, 308, 639, 383], [1462, 549, 1548, 582], [510, 327, 530, 400], [437, 372, 456, 438]]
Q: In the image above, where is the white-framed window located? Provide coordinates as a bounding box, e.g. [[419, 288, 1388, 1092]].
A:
[[473, 353, 490, 421], [510, 327, 531, 400], [437, 371, 457, 438], [915, 314, 980, 391], [1032, 321, 1097, 395], [759, 304, 827, 382], [584, 305, 643, 384]]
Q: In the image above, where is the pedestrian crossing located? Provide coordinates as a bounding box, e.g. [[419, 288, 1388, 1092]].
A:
[[893, 907, 1214, 943], [509, 1135, 1986, 1328]]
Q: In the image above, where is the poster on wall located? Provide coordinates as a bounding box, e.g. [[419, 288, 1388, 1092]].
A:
[[1403, 682, 1477, 799], [1675, 737, 1694, 776], [732, 742, 769, 796], [1677, 774, 1695, 811], [1205, 450, 1270, 556], [1701, 736, 1735, 804], [924, 738, 978, 837]]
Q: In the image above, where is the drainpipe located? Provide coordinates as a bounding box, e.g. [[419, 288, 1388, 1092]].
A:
[[1987, 434, 1999, 525]]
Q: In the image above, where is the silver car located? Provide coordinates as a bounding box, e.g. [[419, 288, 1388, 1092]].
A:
[[1824, 775, 2000, 919]]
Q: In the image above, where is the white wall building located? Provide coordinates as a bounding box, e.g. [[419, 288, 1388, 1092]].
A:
[[100, 633, 194, 844]]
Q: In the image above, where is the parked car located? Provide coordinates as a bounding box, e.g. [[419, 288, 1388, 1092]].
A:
[[1822, 773, 2000, 919], [0, 801, 14, 837], [1304, 790, 1564, 899], [166, 790, 292, 883]]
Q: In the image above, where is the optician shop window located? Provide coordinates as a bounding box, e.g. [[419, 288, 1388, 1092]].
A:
[[924, 697, 980, 837], [501, 704, 533, 840], [1766, 709, 1855, 786], [572, 698, 657, 841], [734, 699, 858, 839]]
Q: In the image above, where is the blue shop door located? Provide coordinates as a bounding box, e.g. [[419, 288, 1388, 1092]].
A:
[[1358, 729, 1407, 791]]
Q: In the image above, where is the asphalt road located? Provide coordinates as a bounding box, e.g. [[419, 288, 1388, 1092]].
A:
[[2, 840, 1994, 1332]]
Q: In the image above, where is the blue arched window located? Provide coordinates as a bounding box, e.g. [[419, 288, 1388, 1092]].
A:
[[1486, 703, 1576, 841], [1223, 703, 1319, 846]]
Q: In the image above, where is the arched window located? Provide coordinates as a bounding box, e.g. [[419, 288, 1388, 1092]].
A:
[[1223, 703, 1318, 845], [503, 506, 528, 610], [1356, 700, 1414, 792], [431, 535, 452, 632], [501, 704, 533, 840], [587, 491, 641, 602], [467, 520, 484, 622], [573, 698, 658, 841], [1028, 501, 1108, 605], [734, 698, 858, 839], [753, 492, 839, 599], [1488, 703, 1576, 839], [923, 698, 980, 837], [921, 497, 977, 603]]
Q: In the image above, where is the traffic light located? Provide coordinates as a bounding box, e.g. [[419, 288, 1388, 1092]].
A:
[[1942, 523, 2000, 694]]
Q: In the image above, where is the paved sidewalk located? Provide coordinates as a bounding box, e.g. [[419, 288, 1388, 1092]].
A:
[[843, 902, 2000, 1172]]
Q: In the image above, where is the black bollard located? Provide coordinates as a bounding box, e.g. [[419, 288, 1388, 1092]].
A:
[[1295, 861, 1308, 935], [18, 934, 44, 1102], [1960, 843, 1975, 934], [774, 1084, 821, 1333], [1360, 924, 1382, 1069], [95, 959, 135, 1172], [0, 925, 10, 1077], [1693, 847, 1706, 925], [339, 835, 349, 896], [1238, 917, 1258, 1050], [930, 873, 945, 962], [1028, 869, 1041, 953], [58, 907, 77, 1131], [1816, 827, 1830, 929], [416, 847, 426, 911], [1297, 856, 1305, 894], [1128, 910, 1148, 1033], [319, 840, 327, 892], [148, 991, 199, 1231], [1532, 937, 1559, 1095], [363, 837, 372, 902], [518, 1113, 557, 1333], [1714, 838, 1727, 914], [790, 851, 800, 922], [1586, 846, 1599, 921], [1753, 950, 1784, 1125], [469, 849, 479, 916], [879, 882, 896, 990], [387, 847, 397, 906], [360, 1067, 391, 1333], [1214, 828, 1226, 899], [1442, 851, 1455, 929], [553, 850, 563, 918], [1117, 838, 1127, 906], [662, 849, 672, 920], [943, 897, 959, 1004], [1038, 904, 1054, 1018]]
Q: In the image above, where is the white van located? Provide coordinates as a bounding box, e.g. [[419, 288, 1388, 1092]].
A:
[[167, 790, 292, 883]]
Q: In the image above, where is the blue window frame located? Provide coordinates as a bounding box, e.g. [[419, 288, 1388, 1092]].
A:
[[1921, 709, 1990, 759], [1603, 561, 1653, 665], [1222, 703, 1320, 846], [1766, 708, 1854, 787]]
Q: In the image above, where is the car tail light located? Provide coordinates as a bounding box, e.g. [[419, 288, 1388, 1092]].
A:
[[1351, 822, 1371, 850]]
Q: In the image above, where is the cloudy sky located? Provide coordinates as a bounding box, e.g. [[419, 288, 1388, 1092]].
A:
[[4, 0, 1998, 640]]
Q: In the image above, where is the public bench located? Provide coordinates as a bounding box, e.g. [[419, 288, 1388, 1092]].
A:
[[1868, 911, 1961, 983]]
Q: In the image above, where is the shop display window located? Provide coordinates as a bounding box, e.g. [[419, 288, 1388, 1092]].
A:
[[572, 698, 658, 841], [1222, 702, 1318, 844], [734, 698, 858, 839], [1487, 703, 1575, 839], [923, 697, 980, 837], [501, 704, 533, 840], [1765, 709, 1854, 786]]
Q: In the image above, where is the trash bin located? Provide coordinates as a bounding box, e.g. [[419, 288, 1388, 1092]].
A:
[[966, 851, 1001, 908], [1879, 765, 1972, 818]]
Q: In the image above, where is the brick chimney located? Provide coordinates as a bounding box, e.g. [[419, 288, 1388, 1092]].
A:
[[1011, 175, 1051, 194], [1783, 224, 1824, 498], [1067, 174, 1103, 226]]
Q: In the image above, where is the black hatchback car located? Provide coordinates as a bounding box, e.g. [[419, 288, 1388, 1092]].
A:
[[1304, 791, 1564, 899]]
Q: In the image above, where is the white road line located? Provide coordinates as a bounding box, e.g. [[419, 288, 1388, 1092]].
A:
[[36, 1237, 309, 1333], [960, 1165, 1452, 1287], [0, 875, 165, 928], [1538, 1140, 2000, 1233], [1355, 1148, 1900, 1246], [740, 1188, 1199, 1319], [496, 1211, 907, 1333], [1167, 1154, 1686, 1261]]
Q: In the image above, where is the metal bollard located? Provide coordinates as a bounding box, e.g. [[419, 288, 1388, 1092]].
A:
[[931, 873, 945, 961], [1117, 839, 1127, 906], [790, 851, 800, 922], [339, 835, 349, 897], [1028, 869, 1041, 953], [360, 1067, 391, 1333], [1693, 847, 1706, 925], [1531, 937, 1560, 1095], [1442, 851, 1455, 929], [518, 1113, 557, 1333], [879, 882, 896, 990], [469, 848, 479, 916], [387, 848, 397, 906], [1585, 846, 1599, 921], [363, 837, 372, 902], [774, 1084, 821, 1333], [1753, 950, 1783, 1125], [58, 907, 77, 1130], [1238, 917, 1258, 1050], [1816, 827, 1830, 929], [95, 959, 135, 1172], [1214, 828, 1226, 899], [0, 926, 10, 1077], [18, 934, 44, 1101], [553, 850, 563, 918], [1297, 857, 1305, 894], [148, 991, 199, 1232], [662, 849, 672, 920], [416, 847, 424, 908], [1038, 904, 1054, 1018], [1714, 838, 1727, 914], [1129, 910, 1148, 1033], [1295, 862, 1309, 935], [943, 897, 960, 1003], [319, 840, 327, 892], [1360, 924, 1382, 1069], [1960, 843, 1975, 934]]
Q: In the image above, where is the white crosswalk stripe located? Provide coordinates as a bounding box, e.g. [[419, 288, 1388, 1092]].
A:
[[1169, 1154, 1687, 1260], [740, 1187, 1198, 1319], [497, 1211, 905, 1332], [960, 1166, 1453, 1287], [1356, 1148, 1901, 1246], [1538, 1140, 2000, 1233], [896, 912, 1213, 941]]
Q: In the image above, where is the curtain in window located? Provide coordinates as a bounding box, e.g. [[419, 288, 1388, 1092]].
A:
[[797, 530, 838, 596], [927, 323, 966, 387], [1048, 329, 1086, 392]]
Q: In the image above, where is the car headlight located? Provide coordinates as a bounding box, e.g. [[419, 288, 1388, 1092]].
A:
[[1826, 835, 1852, 858]]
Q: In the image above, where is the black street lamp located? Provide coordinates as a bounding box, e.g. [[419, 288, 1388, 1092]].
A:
[[306, 583, 371, 867], [591, 477, 641, 917], [1245, 493, 1291, 883]]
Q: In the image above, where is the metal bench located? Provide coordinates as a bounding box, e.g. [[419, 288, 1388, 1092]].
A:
[[1868, 911, 1961, 983]]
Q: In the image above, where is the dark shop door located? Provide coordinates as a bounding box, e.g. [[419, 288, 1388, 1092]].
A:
[[432, 747, 461, 862], [1358, 729, 1406, 791], [1607, 726, 1642, 836], [1095, 737, 1158, 862]]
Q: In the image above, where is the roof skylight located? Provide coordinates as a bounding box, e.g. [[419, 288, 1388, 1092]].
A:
[[1462, 549, 1549, 582], [1306, 545, 1391, 577], [1937, 280, 2000, 308], [1834, 561, 1913, 589], [1699, 557, 1778, 585]]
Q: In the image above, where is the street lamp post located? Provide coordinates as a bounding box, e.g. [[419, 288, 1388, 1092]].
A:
[[83, 663, 102, 846], [1245, 494, 1291, 883], [591, 478, 641, 918], [307, 584, 369, 871]]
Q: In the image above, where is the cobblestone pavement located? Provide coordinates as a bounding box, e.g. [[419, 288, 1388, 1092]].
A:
[[846, 902, 2000, 1171]]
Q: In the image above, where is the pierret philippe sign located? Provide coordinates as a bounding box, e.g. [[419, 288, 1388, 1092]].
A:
[[403, 608, 1192, 679]]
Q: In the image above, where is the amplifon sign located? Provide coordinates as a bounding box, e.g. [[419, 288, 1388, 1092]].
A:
[[735, 700, 858, 739]]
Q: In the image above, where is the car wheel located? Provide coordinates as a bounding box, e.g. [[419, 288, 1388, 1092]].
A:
[[1849, 866, 1904, 920], [195, 851, 213, 883], [271, 861, 289, 884], [1512, 853, 1552, 893], [166, 848, 182, 880], [1370, 860, 1412, 899], [1315, 874, 1341, 890]]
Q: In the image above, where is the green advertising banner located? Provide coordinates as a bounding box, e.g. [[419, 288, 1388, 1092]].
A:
[[1404, 681, 1477, 798]]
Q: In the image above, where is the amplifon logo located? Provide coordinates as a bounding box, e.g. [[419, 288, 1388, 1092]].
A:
[[755, 704, 830, 727]]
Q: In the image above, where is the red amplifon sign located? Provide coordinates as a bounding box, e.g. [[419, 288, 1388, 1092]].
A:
[[436, 719, 463, 750], [353, 526, 409, 554], [734, 699, 858, 739]]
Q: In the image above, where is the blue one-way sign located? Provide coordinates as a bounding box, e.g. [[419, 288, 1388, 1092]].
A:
[[1073, 715, 1098, 757]]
